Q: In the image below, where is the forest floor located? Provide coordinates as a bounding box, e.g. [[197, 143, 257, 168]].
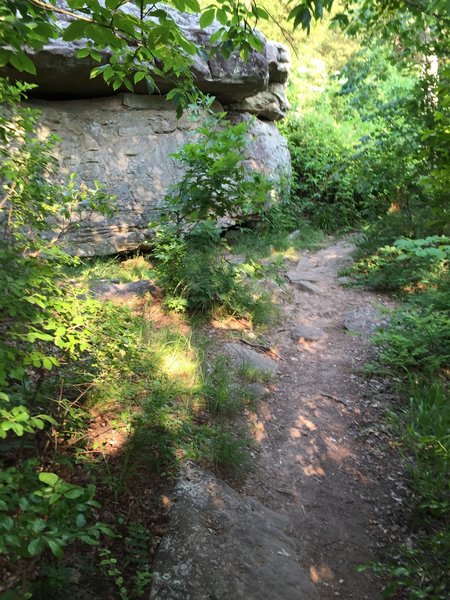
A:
[[149, 238, 409, 599]]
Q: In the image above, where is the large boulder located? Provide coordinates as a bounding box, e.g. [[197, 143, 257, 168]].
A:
[[33, 94, 291, 256], [5, 2, 290, 119], [4, 3, 292, 256]]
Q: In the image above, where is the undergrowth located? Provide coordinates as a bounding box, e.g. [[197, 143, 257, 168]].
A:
[[350, 238, 449, 598]]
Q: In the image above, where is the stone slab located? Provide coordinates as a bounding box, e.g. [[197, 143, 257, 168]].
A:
[[290, 325, 325, 342], [149, 463, 319, 600], [343, 307, 390, 335], [224, 343, 279, 374]]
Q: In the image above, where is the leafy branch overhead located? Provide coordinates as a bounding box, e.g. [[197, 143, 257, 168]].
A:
[[0, 0, 271, 111], [2, 1, 448, 111]]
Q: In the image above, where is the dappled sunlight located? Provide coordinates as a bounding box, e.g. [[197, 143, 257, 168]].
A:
[[309, 563, 335, 584], [294, 452, 326, 477], [161, 351, 198, 383], [324, 437, 352, 462], [37, 124, 51, 141], [296, 415, 317, 431], [302, 463, 326, 477], [282, 246, 300, 261], [210, 314, 252, 331], [253, 421, 267, 442], [289, 426, 302, 439], [84, 414, 130, 459], [161, 495, 171, 509], [142, 302, 191, 334]]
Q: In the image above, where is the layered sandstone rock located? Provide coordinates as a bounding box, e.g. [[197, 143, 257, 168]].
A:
[[33, 94, 290, 256]]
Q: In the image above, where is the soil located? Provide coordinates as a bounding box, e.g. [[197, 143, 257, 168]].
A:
[[233, 238, 406, 599]]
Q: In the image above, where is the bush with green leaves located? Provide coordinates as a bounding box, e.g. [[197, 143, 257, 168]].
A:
[[350, 235, 450, 293], [152, 112, 272, 316], [0, 78, 120, 596], [0, 465, 111, 561], [281, 105, 362, 231], [372, 308, 450, 375]]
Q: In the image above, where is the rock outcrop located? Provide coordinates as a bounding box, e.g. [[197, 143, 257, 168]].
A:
[[33, 94, 290, 256], [5, 3, 291, 256], [149, 462, 319, 600]]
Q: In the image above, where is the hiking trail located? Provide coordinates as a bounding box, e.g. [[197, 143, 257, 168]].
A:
[[150, 239, 405, 600]]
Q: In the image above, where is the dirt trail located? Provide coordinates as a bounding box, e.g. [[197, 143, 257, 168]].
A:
[[150, 240, 404, 599], [242, 240, 403, 599]]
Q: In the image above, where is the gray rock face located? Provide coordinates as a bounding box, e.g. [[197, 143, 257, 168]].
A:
[[343, 307, 390, 335], [290, 325, 325, 342], [5, 3, 290, 119], [90, 279, 159, 301], [150, 463, 319, 599], [4, 4, 292, 256], [32, 94, 291, 256], [224, 343, 279, 374], [230, 82, 291, 121]]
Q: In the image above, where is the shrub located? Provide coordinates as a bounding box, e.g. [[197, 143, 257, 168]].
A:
[[152, 112, 272, 317], [0, 78, 116, 595]]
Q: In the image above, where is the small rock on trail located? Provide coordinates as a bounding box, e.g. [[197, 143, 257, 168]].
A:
[[224, 343, 279, 374], [290, 324, 326, 342], [343, 306, 391, 335]]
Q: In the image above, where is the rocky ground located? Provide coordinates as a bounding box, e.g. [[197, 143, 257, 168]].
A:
[[149, 240, 407, 600]]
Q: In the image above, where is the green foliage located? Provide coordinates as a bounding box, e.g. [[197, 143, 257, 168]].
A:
[[281, 42, 439, 234], [0, 463, 111, 562], [97, 522, 151, 599], [282, 107, 362, 231], [372, 308, 450, 375], [404, 382, 450, 521], [152, 113, 272, 318], [189, 424, 251, 476], [359, 529, 450, 600], [163, 112, 270, 224], [203, 356, 242, 416], [361, 382, 450, 599], [350, 236, 450, 293], [0, 78, 115, 392], [0, 79, 120, 596], [351, 239, 449, 598]]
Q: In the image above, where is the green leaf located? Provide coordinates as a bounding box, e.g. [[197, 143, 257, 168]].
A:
[[9, 52, 36, 75], [47, 538, 64, 558], [32, 519, 47, 534], [134, 71, 146, 84], [39, 472, 59, 486], [42, 357, 54, 370], [63, 20, 88, 42], [185, 0, 201, 11], [200, 9, 215, 29], [11, 423, 24, 436], [64, 487, 84, 499], [75, 47, 91, 59], [122, 77, 134, 92], [216, 9, 228, 25], [76, 513, 87, 527], [28, 538, 45, 556]]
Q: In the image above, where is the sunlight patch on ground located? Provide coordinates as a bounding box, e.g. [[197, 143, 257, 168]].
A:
[[296, 415, 317, 431], [309, 563, 335, 583]]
